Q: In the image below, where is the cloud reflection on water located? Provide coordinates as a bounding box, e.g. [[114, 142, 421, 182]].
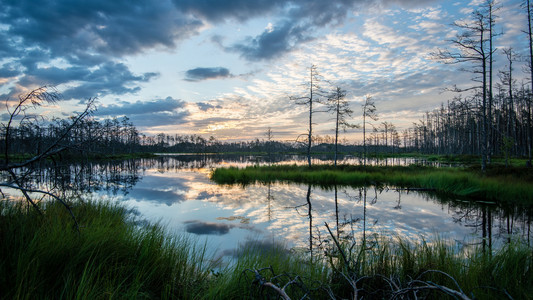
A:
[[184, 220, 234, 235], [95, 156, 532, 257]]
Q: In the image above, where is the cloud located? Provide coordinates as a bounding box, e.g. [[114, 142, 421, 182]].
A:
[[217, 0, 438, 61], [96, 97, 185, 115], [173, 0, 285, 23], [95, 97, 189, 127], [0, 0, 443, 101], [184, 67, 232, 81], [231, 21, 312, 61], [0, 64, 21, 79], [197, 102, 222, 111], [12, 61, 157, 100], [0, 0, 196, 98], [129, 111, 190, 127], [2, 0, 201, 58]]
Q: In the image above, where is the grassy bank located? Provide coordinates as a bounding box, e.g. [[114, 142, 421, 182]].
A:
[[0, 200, 211, 299], [1, 200, 532, 299], [210, 164, 533, 205], [0, 199, 331, 299]]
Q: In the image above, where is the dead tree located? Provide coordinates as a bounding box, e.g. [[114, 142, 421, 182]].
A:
[[290, 65, 326, 167], [433, 6, 494, 171], [327, 86, 358, 166], [0, 86, 95, 228], [525, 0, 533, 165], [362, 96, 378, 166]]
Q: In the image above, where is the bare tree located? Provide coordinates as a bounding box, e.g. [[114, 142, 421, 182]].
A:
[[433, 5, 494, 171], [327, 86, 358, 166], [290, 65, 326, 167], [362, 96, 378, 166], [265, 127, 274, 159], [500, 48, 517, 154], [525, 0, 533, 165]]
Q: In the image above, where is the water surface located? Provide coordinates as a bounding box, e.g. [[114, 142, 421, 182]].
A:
[[6, 155, 532, 258]]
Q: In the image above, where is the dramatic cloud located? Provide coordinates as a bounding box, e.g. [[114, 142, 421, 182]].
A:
[[16, 62, 158, 100], [0, 64, 21, 79], [95, 97, 189, 127], [96, 96, 184, 116], [1, 0, 201, 58], [231, 21, 312, 61], [184, 67, 232, 81], [0, 0, 195, 98], [0, 0, 442, 100], [174, 0, 284, 22], [3, 0, 522, 141], [221, 0, 437, 60]]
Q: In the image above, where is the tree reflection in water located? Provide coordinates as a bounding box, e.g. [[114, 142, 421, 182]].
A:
[[3, 155, 532, 259]]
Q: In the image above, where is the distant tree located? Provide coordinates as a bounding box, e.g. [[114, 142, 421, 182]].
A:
[[327, 86, 358, 166], [290, 65, 326, 167], [265, 127, 274, 158], [499, 48, 517, 152], [362, 96, 378, 166]]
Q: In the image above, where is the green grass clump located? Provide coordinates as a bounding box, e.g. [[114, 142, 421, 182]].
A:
[[211, 164, 533, 205], [0, 200, 211, 299], [321, 235, 533, 299]]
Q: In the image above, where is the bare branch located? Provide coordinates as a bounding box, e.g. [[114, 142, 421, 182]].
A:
[[0, 183, 79, 232]]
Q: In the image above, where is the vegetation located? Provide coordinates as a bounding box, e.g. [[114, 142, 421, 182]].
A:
[[2, 199, 532, 299], [2, 0, 533, 296], [211, 164, 533, 205], [0, 200, 212, 299]]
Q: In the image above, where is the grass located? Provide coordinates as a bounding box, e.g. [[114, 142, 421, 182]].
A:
[[0, 199, 211, 299], [210, 164, 533, 205], [2, 199, 532, 299], [327, 235, 533, 299]]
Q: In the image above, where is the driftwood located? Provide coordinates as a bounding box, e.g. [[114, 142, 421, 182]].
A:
[[241, 266, 310, 300]]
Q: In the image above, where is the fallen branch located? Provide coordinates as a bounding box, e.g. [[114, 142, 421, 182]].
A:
[[241, 266, 315, 300]]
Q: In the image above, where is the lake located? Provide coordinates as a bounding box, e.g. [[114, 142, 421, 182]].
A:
[[6, 154, 533, 259]]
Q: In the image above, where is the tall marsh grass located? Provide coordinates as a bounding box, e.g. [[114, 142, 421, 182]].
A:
[[2, 198, 532, 299], [0, 200, 211, 299], [210, 164, 533, 205], [328, 236, 533, 299]]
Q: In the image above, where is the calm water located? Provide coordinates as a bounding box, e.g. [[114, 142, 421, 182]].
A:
[[6, 154, 533, 258]]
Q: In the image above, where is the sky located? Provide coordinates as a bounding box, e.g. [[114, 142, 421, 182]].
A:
[[0, 0, 529, 142]]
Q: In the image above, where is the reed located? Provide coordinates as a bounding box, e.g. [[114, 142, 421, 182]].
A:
[[210, 165, 533, 205], [328, 236, 533, 299], [2, 199, 532, 299], [0, 200, 211, 299]]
